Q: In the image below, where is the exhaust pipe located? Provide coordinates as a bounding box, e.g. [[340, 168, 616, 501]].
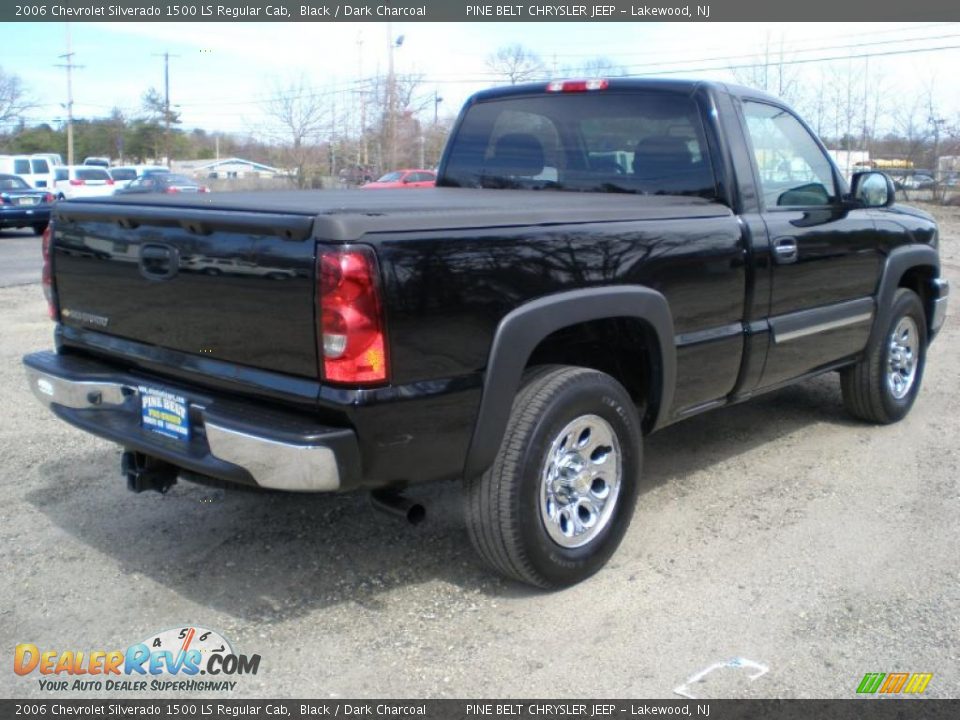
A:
[[122, 451, 178, 494], [370, 490, 426, 525]]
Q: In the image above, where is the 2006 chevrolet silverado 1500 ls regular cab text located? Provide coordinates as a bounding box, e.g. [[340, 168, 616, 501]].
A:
[[24, 79, 949, 588]]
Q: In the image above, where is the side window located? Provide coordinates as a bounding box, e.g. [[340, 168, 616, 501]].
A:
[[14, 159, 30, 174], [55, 169, 68, 182], [742, 101, 837, 208], [32, 159, 50, 173]]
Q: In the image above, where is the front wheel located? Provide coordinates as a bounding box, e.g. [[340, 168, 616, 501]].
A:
[[841, 288, 927, 424], [465, 366, 642, 588]]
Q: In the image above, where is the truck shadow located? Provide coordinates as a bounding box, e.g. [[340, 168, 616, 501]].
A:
[[27, 373, 860, 621]]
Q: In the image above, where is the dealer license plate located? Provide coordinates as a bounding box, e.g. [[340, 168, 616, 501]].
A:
[[17, 197, 38, 206], [139, 386, 190, 441]]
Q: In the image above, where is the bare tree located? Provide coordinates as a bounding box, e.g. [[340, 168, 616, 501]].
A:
[[891, 93, 929, 167], [0, 66, 33, 129], [826, 62, 865, 150], [366, 72, 430, 169], [560, 56, 626, 79], [263, 75, 332, 188], [486, 44, 545, 85], [730, 32, 802, 107]]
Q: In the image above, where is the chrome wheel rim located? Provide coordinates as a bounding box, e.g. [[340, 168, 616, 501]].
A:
[[887, 316, 919, 400], [539, 414, 622, 549]]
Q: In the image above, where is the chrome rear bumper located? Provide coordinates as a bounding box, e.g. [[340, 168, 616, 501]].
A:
[[24, 351, 359, 492]]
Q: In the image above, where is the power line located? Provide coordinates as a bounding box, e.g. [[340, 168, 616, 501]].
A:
[[171, 34, 960, 110], [621, 42, 960, 77]]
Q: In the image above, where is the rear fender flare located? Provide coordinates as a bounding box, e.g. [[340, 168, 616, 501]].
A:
[[462, 286, 675, 479]]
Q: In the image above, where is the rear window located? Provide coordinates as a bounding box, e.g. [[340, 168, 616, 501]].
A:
[[31, 159, 50, 173], [163, 174, 196, 185], [0, 175, 29, 190], [441, 91, 718, 199], [14, 159, 30, 174], [76, 168, 111, 181], [109, 168, 137, 181]]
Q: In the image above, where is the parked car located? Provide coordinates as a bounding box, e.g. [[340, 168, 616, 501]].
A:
[[361, 169, 436, 189], [23, 79, 949, 589], [0, 155, 57, 190], [903, 174, 936, 190], [114, 173, 209, 195], [0, 174, 55, 234], [52, 166, 116, 200], [108, 165, 170, 188], [82, 157, 111, 168]]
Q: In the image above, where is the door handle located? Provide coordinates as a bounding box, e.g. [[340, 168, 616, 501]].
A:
[[773, 237, 798, 264]]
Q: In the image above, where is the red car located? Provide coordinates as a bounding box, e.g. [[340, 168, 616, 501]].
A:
[[361, 169, 436, 189]]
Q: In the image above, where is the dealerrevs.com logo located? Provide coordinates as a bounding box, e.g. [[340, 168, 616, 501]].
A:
[[14, 627, 261, 693]]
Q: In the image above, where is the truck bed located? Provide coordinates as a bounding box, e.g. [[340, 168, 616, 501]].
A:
[[60, 188, 732, 241]]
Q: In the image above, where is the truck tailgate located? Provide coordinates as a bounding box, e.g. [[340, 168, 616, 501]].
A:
[[52, 203, 318, 378]]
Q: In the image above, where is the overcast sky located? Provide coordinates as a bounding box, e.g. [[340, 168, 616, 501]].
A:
[[4, 21, 960, 137]]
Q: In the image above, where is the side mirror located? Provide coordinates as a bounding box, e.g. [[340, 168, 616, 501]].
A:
[[850, 171, 895, 208]]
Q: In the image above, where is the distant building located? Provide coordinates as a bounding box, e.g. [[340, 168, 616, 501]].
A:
[[170, 157, 286, 180], [827, 149, 870, 179], [938, 156, 960, 175]]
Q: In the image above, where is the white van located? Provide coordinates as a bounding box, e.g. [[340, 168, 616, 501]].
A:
[[53, 165, 116, 200], [0, 155, 57, 189], [33, 153, 64, 168]]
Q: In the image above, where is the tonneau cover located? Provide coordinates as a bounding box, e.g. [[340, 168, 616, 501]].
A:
[[61, 187, 733, 242]]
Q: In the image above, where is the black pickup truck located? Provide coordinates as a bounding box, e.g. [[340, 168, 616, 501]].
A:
[[24, 79, 949, 588]]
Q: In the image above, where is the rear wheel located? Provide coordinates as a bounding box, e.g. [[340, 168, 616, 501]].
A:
[[465, 366, 642, 588], [841, 288, 927, 423]]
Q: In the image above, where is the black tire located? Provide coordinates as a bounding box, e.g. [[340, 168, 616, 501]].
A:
[[841, 288, 927, 424], [465, 365, 642, 588], [32, 223, 48, 236]]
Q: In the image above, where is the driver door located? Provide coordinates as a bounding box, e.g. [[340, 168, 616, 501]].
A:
[[740, 100, 884, 389]]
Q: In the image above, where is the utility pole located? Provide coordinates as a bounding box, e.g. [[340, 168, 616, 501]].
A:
[[386, 23, 396, 169], [357, 32, 368, 167], [153, 51, 179, 163], [861, 57, 869, 154], [55, 24, 83, 165], [433, 90, 443, 125]]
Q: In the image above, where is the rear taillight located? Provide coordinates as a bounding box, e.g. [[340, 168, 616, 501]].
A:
[[546, 79, 609, 93], [43, 193, 55, 203], [317, 247, 388, 385], [0, 195, 7, 205], [106, 178, 115, 185], [69, 179, 85, 186], [164, 187, 180, 194], [41, 224, 58, 321], [199, 186, 210, 193]]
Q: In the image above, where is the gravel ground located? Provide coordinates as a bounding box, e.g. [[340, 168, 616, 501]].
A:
[[1, 206, 958, 700]]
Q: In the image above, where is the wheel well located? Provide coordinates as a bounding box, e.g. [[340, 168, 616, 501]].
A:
[[897, 265, 936, 338], [525, 317, 660, 431]]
